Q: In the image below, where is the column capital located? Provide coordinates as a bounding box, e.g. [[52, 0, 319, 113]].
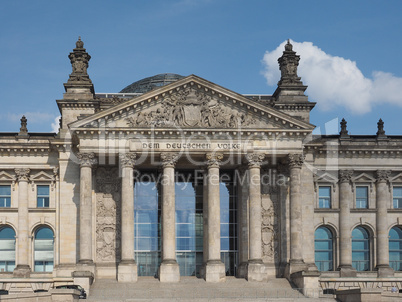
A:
[[161, 152, 179, 168], [288, 153, 304, 169], [376, 170, 391, 183], [77, 152, 97, 167], [120, 152, 137, 168], [245, 153, 265, 168], [15, 168, 30, 182], [339, 170, 353, 183], [206, 153, 223, 168]]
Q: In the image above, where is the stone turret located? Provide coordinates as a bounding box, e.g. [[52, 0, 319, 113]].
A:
[[272, 40, 314, 122], [63, 37, 95, 100], [57, 38, 98, 132]]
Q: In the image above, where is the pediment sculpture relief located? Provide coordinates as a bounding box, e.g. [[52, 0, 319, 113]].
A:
[[125, 87, 257, 128]]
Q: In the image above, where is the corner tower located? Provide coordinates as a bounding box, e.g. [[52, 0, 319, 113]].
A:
[[272, 40, 315, 122]]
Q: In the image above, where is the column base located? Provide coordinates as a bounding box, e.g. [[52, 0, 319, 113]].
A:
[[376, 264, 394, 277], [246, 259, 267, 282], [284, 259, 306, 279], [13, 265, 31, 278], [158, 259, 180, 283], [76, 261, 96, 275], [338, 265, 357, 277], [204, 260, 226, 282], [237, 262, 248, 278], [118, 260, 138, 282], [72, 271, 94, 296]]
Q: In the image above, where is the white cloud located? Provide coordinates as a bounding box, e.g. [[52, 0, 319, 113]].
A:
[[262, 40, 402, 114], [51, 116, 61, 133]]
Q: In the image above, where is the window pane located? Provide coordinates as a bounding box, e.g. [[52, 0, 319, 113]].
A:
[[352, 227, 370, 271], [0, 186, 11, 196], [314, 227, 333, 271], [389, 227, 402, 271], [37, 185, 49, 196]]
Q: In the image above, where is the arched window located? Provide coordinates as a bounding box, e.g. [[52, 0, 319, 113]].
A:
[[0, 226, 16, 272], [389, 227, 402, 271], [352, 226, 370, 271], [314, 227, 333, 271], [34, 227, 54, 272]]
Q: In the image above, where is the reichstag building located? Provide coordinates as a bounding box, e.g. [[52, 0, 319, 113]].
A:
[[0, 38, 401, 298]]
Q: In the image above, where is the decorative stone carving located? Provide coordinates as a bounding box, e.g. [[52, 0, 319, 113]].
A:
[[245, 153, 265, 168], [277, 40, 302, 85], [339, 170, 353, 183], [288, 153, 304, 169], [376, 170, 390, 183], [18, 116, 28, 136], [77, 152, 97, 167], [95, 167, 121, 262], [66, 37, 92, 84], [261, 194, 279, 263], [340, 118, 349, 138], [15, 168, 30, 182], [377, 118, 386, 137], [119, 152, 137, 168], [206, 153, 223, 168], [161, 152, 179, 168], [125, 87, 256, 128]]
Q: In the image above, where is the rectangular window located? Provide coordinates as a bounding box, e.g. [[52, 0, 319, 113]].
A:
[[356, 186, 368, 209], [0, 185, 11, 207], [393, 187, 402, 209], [318, 186, 331, 208], [37, 186, 50, 208]]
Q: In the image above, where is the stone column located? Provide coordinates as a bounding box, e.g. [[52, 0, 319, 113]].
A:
[[77, 152, 97, 265], [246, 153, 267, 281], [285, 154, 306, 276], [204, 153, 225, 282], [375, 170, 393, 277], [158, 153, 180, 282], [118, 152, 138, 282], [237, 166, 249, 278], [338, 170, 356, 277], [13, 168, 31, 277]]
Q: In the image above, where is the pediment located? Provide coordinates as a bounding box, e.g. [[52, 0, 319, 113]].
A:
[[0, 171, 15, 181], [70, 75, 314, 132], [30, 171, 55, 182], [352, 173, 375, 183], [391, 173, 402, 183]]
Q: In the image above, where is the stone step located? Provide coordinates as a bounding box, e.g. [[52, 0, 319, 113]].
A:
[[87, 277, 336, 301]]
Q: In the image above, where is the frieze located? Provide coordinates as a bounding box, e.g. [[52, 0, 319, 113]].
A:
[[125, 87, 257, 128]]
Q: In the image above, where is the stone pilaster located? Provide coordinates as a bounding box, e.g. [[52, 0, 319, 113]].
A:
[[204, 153, 225, 282], [338, 170, 356, 277], [118, 152, 138, 282], [158, 153, 180, 282], [245, 153, 267, 281], [375, 170, 394, 277], [13, 168, 31, 277], [285, 153, 307, 277], [77, 152, 97, 266]]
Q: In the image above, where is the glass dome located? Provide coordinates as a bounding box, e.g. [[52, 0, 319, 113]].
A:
[[120, 73, 185, 93]]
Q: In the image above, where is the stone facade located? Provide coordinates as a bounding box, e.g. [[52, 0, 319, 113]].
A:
[[0, 38, 401, 298]]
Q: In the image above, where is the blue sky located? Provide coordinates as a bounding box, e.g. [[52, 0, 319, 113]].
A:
[[1, 0, 401, 134]]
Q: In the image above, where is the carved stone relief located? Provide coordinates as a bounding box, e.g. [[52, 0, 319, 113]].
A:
[[95, 167, 121, 262], [125, 87, 257, 128], [261, 192, 279, 264]]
